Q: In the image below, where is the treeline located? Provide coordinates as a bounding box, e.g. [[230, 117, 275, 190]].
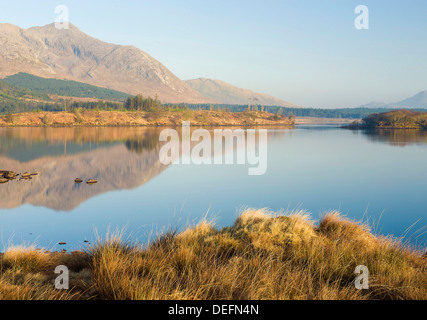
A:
[[124, 94, 162, 111], [1, 100, 124, 114], [0, 95, 162, 115]]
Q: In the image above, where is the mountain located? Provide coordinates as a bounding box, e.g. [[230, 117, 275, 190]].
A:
[[394, 90, 427, 109], [0, 23, 214, 104], [358, 101, 390, 109], [185, 78, 302, 107], [359, 91, 427, 109]]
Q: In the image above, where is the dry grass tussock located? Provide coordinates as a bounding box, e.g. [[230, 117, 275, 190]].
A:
[[0, 209, 425, 300]]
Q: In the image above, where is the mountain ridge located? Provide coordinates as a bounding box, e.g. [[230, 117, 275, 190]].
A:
[[0, 22, 216, 104], [186, 78, 302, 108], [359, 90, 427, 109]]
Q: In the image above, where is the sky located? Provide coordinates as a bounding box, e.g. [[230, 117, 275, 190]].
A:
[[1, 0, 427, 108]]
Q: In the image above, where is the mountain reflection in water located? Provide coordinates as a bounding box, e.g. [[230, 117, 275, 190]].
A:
[[0, 127, 279, 211], [0, 127, 166, 211]]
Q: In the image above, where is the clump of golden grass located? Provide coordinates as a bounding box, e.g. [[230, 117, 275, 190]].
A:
[[0, 209, 425, 300], [0, 246, 80, 300]]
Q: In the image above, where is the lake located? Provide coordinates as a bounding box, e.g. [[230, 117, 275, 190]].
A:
[[0, 125, 426, 252]]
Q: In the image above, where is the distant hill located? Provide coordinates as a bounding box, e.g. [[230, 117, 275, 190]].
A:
[[394, 90, 427, 109], [185, 78, 302, 108], [358, 102, 390, 109], [360, 91, 427, 109], [0, 23, 214, 104], [3, 73, 131, 101]]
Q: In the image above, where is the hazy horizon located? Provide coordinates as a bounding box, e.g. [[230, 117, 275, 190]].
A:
[[1, 0, 427, 108]]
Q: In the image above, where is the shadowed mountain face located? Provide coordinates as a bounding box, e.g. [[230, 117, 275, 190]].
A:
[[0, 127, 168, 211], [186, 78, 302, 108], [0, 23, 214, 104]]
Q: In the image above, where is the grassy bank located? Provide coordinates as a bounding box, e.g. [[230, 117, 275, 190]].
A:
[[349, 109, 427, 130], [0, 110, 294, 127], [0, 209, 425, 300]]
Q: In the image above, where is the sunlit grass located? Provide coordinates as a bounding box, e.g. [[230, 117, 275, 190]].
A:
[[0, 209, 425, 300]]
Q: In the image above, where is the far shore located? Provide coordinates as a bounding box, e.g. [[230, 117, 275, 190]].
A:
[[0, 110, 363, 128], [294, 117, 356, 125], [345, 109, 427, 130], [0, 110, 295, 127]]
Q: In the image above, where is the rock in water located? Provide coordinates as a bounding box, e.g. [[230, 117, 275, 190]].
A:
[[0, 178, 9, 184], [5, 172, 17, 179], [86, 179, 98, 185], [75, 178, 83, 183]]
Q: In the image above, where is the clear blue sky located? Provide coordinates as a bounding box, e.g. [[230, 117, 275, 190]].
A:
[[1, 0, 427, 108]]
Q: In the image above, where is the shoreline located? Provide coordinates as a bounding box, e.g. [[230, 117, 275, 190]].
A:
[[0, 111, 362, 128], [0, 110, 295, 128], [344, 124, 426, 130]]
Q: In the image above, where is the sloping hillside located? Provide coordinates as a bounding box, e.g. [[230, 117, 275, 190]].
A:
[[2, 73, 130, 101], [186, 78, 302, 107], [395, 90, 427, 109]]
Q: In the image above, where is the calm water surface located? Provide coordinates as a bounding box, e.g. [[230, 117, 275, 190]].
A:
[[0, 126, 426, 251]]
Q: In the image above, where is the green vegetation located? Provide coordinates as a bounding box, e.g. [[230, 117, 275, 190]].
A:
[[0, 80, 49, 100], [0, 80, 53, 114], [2, 73, 131, 101], [124, 94, 162, 112], [0, 78, 127, 115], [0, 209, 425, 300]]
